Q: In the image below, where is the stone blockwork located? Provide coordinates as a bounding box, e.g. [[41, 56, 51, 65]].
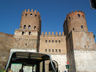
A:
[[72, 31, 95, 50], [51, 55, 67, 72], [14, 9, 41, 51], [14, 30, 38, 49], [64, 11, 96, 72], [74, 50, 96, 72], [64, 11, 88, 35], [20, 9, 41, 31], [39, 32, 66, 55], [0, 32, 15, 69]]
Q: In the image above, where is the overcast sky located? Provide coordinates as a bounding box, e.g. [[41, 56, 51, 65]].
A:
[[0, 0, 96, 41]]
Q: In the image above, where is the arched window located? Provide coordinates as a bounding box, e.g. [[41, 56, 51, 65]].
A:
[[24, 25, 26, 29], [30, 13, 32, 16], [78, 14, 80, 17], [45, 49, 47, 52], [29, 31, 31, 35], [81, 25, 83, 29], [69, 16, 71, 20], [49, 61, 58, 72], [28, 25, 31, 29], [59, 49, 61, 52], [22, 31, 24, 35], [59, 40, 61, 43], [52, 40, 54, 43], [49, 49, 51, 52], [35, 14, 37, 16], [34, 26, 36, 30], [52, 49, 54, 52], [73, 28, 74, 30], [25, 43, 27, 46], [45, 40, 47, 43], [55, 49, 57, 52], [55, 40, 57, 43], [25, 14, 27, 16]]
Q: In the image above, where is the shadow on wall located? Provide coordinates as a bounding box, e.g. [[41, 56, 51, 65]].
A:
[[66, 32, 76, 72]]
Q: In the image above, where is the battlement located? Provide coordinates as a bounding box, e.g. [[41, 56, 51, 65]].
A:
[[66, 10, 85, 18], [22, 9, 40, 17], [41, 32, 65, 36]]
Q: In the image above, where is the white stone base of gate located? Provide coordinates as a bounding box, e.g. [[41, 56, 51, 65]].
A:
[[51, 55, 67, 72]]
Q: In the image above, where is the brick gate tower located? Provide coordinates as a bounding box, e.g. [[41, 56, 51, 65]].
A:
[[64, 11, 96, 72], [14, 9, 41, 52]]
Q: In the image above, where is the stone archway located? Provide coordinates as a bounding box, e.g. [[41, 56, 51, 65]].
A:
[[49, 60, 58, 72]]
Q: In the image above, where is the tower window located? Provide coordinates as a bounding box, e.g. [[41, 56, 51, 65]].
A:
[[73, 28, 74, 30], [78, 14, 80, 17], [55, 40, 57, 43], [35, 14, 37, 16], [49, 40, 51, 42], [55, 49, 57, 52], [52, 40, 54, 43], [45, 49, 47, 52], [81, 25, 83, 29], [25, 43, 27, 46], [28, 25, 31, 29], [30, 13, 32, 16], [45, 40, 47, 43], [34, 26, 36, 30], [52, 49, 54, 52], [69, 17, 71, 20], [24, 25, 26, 29], [49, 49, 51, 52], [59, 49, 61, 52], [22, 31, 24, 35], [25, 14, 27, 16], [29, 31, 31, 35], [59, 40, 61, 43]]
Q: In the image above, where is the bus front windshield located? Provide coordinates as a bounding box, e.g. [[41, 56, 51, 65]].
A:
[[6, 52, 55, 72]]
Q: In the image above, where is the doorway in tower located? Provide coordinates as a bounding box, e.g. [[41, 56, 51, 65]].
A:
[[49, 60, 58, 72]]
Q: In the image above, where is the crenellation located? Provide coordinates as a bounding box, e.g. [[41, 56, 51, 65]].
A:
[[41, 32, 44, 36], [52, 32, 54, 35], [25, 9, 27, 12], [48, 32, 51, 35], [62, 32, 64, 36], [22, 9, 40, 17], [45, 32, 47, 36], [40, 32, 65, 37], [28, 9, 30, 12], [37, 12, 40, 16], [34, 10, 37, 14], [56, 32, 58, 36], [31, 9, 33, 12], [64, 10, 88, 34], [59, 32, 61, 36]]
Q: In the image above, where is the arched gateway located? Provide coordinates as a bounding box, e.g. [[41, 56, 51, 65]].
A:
[[49, 60, 58, 72]]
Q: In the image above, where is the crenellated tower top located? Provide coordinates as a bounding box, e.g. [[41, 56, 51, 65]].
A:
[[22, 9, 40, 16], [64, 10, 88, 35], [66, 10, 85, 18], [20, 9, 41, 33]]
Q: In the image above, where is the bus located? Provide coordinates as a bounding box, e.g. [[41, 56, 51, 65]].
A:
[[5, 49, 56, 72]]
